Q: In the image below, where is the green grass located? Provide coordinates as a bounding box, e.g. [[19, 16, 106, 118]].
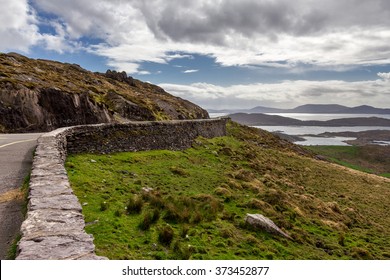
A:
[[307, 145, 390, 177], [66, 122, 390, 260]]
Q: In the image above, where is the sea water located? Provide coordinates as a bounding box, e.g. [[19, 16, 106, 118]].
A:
[[210, 113, 390, 146]]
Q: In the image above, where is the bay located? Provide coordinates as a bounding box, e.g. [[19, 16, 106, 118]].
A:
[[209, 112, 390, 146]]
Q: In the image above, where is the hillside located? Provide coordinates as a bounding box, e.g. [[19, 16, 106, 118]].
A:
[[66, 121, 390, 259], [0, 53, 208, 132], [229, 113, 390, 126], [307, 145, 390, 178], [249, 104, 390, 114]]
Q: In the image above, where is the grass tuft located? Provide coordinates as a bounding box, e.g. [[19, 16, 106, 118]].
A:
[[126, 195, 143, 214], [158, 224, 174, 246]]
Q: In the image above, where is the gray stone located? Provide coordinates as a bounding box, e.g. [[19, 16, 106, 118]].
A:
[[21, 209, 86, 238], [29, 181, 73, 197], [245, 213, 291, 239], [28, 194, 82, 211], [17, 234, 96, 260]]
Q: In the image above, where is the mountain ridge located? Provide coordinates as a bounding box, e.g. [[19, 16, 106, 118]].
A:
[[209, 104, 390, 114]]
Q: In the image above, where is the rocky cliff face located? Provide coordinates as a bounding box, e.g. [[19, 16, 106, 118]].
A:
[[0, 53, 209, 132]]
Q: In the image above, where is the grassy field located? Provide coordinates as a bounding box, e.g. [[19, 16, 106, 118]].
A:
[[66, 122, 390, 260], [307, 145, 390, 178]]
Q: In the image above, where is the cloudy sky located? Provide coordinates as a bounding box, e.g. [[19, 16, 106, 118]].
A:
[[1, 0, 389, 109]]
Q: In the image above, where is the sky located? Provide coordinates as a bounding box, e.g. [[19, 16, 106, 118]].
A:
[[1, 0, 389, 110]]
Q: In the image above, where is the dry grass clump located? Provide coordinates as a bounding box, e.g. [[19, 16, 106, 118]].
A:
[[233, 168, 256, 182], [158, 224, 174, 246], [214, 187, 232, 201], [126, 195, 143, 214], [138, 209, 160, 230]]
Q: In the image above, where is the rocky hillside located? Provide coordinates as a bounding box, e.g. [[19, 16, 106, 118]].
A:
[[0, 53, 208, 132]]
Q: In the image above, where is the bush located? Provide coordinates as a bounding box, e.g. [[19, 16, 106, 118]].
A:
[[158, 225, 174, 246], [126, 195, 143, 214]]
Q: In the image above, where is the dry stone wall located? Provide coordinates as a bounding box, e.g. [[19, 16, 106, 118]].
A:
[[16, 118, 228, 259]]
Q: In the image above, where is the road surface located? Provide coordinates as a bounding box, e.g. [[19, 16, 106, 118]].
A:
[[0, 133, 41, 259]]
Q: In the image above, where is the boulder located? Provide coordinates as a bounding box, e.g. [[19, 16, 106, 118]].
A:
[[245, 213, 291, 239]]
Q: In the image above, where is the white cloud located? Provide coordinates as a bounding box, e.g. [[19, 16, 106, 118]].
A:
[[183, 69, 199, 74], [0, 0, 40, 52], [377, 72, 390, 80], [7, 0, 383, 74], [1, 0, 390, 76], [159, 79, 390, 109]]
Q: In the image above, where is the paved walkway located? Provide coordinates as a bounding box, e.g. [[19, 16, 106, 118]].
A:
[[0, 133, 41, 259]]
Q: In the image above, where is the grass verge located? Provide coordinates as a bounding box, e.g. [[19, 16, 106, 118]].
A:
[[5, 173, 30, 260]]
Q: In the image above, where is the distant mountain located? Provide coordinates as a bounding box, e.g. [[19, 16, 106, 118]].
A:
[[291, 104, 350, 113], [344, 105, 390, 114], [223, 104, 390, 114], [290, 104, 390, 114], [228, 113, 390, 127], [248, 106, 285, 113]]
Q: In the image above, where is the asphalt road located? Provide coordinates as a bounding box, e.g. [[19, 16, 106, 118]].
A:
[[0, 133, 41, 259]]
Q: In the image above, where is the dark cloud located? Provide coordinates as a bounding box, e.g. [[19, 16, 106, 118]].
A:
[[139, 0, 390, 45], [140, 0, 328, 44]]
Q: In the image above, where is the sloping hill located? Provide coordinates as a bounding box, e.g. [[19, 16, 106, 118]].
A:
[[66, 122, 390, 259], [0, 53, 208, 132]]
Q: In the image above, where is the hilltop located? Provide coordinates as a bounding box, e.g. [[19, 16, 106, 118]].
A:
[[0, 53, 208, 132]]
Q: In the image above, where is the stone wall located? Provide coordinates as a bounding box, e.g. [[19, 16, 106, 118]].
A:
[[16, 118, 228, 259], [66, 119, 227, 154]]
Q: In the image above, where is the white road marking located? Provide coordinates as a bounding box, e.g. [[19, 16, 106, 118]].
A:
[[0, 139, 37, 149]]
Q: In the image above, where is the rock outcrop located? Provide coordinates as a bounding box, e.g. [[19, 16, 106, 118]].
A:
[[0, 53, 209, 132], [245, 213, 291, 239]]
